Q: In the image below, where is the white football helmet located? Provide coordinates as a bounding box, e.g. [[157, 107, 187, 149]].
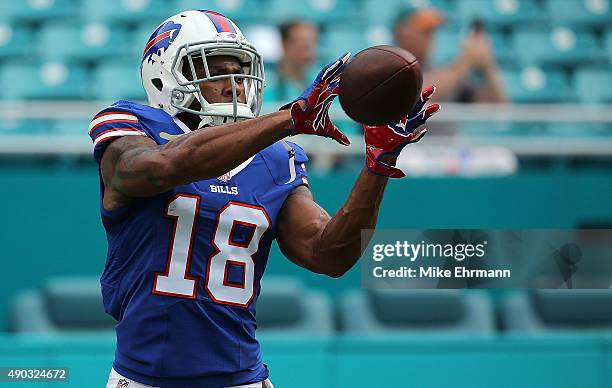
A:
[[140, 10, 265, 127]]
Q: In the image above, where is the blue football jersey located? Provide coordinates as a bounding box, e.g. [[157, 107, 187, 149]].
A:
[[88, 100, 308, 388]]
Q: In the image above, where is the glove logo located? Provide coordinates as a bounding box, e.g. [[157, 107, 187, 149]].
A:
[[388, 116, 410, 135], [142, 21, 182, 64], [313, 94, 336, 131]]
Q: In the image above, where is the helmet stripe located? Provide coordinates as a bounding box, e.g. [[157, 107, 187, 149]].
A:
[[202, 10, 236, 34]]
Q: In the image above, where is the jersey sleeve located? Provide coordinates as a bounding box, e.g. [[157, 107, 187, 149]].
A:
[[88, 102, 150, 163]]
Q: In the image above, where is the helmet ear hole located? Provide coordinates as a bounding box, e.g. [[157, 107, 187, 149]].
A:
[[151, 78, 163, 91]]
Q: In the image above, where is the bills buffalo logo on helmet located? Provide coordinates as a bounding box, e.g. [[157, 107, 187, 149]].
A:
[[142, 21, 182, 64], [116, 378, 130, 388]]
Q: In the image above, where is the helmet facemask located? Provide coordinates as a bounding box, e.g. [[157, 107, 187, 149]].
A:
[[170, 38, 265, 128]]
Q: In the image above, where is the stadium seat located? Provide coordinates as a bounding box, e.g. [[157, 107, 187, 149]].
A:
[[256, 277, 333, 333], [263, 77, 302, 104], [0, 23, 33, 59], [546, 0, 612, 27], [52, 119, 94, 135], [513, 28, 604, 66], [0, 0, 74, 23], [320, 25, 397, 61], [266, 0, 359, 23], [457, 0, 545, 27], [502, 67, 571, 102], [0, 62, 90, 100], [500, 290, 612, 332], [0, 120, 52, 134], [547, 122, 612, 137], [362, 0, 451, 26], [172, 0, 264, 22], [319, 26, 367, 61], [9, 277, 115, 333], [431, 29, 514, 66], [338, 289, 495, 333], [92, 61, 146, 101], [38, 23, 129, 63], [605, 29, 612, 64], [575, 69, 612, 104], [363, 25, 394, 47], [80, 0, 171, 24]]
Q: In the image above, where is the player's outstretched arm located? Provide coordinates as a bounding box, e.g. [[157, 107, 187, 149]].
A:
[[101, 110, 292, 204], [276, 86, 440, 277]]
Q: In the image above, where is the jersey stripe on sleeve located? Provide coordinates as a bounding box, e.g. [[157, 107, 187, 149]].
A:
[[89, 112, 139, 135], [89, 108, 148, 162]]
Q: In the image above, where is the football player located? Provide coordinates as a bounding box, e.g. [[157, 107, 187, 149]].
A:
[[93, 10, 439, 388]]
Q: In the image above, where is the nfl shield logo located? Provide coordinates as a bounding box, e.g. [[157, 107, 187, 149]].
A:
[[116, 379, 130, 388], [217, 172, 231, 182]]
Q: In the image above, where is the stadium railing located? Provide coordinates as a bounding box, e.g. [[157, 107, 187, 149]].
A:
[[1, 102, 611, 158]]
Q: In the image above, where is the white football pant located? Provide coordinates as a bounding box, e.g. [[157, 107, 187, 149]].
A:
[[106, 368, 275, 388]]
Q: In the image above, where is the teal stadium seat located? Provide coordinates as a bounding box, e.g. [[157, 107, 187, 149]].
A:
[[547, 0, 612, 27], [38, 23, 129, 63], [319, 26, 367, 62], [0, 0, 74, 23], [431, 29, 514, 66], [0, 62, 90, 100], [172, 0, 264, 22], [338, 289, 495, 333], [263, 72, 305, 104], [500, 290, 612, 332], [256, 277, 333, 333], [574, 69, 612, 103], [457, 0, 545, 27], [52, 119, 94, 135], [605, 29, 612, 63], [502, 67, 571, 102], [266, 0, 359, 23], [92, 61, 146, 101], [362, 0, 451, 26], [0, 120, 52, 134], [513, 28, 604, 66], [0, 23, 33, 59], [320, 24, 395, 61], [80, 0, 171, 24], [10, 277, 115, 333]]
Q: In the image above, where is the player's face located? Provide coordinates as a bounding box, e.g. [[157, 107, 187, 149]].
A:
[[183, 55, 247, 104]]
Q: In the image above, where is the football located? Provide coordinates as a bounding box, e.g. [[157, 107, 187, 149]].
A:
[[338, 45, 423, 126]]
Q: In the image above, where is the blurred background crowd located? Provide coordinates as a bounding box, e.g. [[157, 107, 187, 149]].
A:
[[1, 1, 612, 387]]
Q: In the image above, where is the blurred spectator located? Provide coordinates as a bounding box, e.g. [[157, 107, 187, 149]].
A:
[[266, 20, 319, 102], [394, 7, 507, 103]]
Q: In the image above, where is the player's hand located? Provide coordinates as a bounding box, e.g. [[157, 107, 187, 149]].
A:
[[364, 86, 441, 178], [280, 52, 351, 146]]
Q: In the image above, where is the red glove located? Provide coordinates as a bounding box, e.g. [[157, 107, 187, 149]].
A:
[[364, 86, 441, 178], [281, 53, 351, 146]]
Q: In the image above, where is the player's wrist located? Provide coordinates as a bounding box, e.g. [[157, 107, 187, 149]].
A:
[[280, 108, 296, 136], [365, 145, 405, 178]]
